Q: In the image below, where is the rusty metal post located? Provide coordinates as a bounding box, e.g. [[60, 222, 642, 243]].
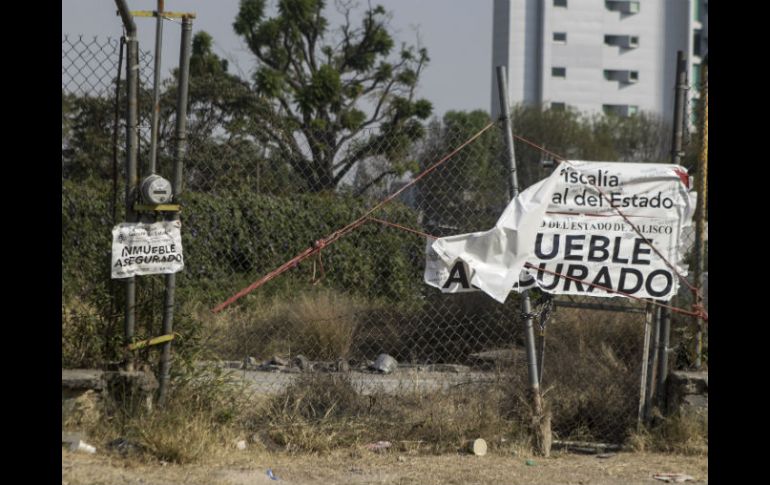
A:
[[656, 51, 688, 405], [638, 301, 653, 427], [158, 15, 192, 406], [693, 59, 708, 369], [116, 0, 138, 369], [497, 65, 549, 456], [148, 0, 164, 176]]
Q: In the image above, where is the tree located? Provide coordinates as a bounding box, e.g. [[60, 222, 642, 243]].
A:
[[233, 0, 432, 192], [416, 110, 506, 235]]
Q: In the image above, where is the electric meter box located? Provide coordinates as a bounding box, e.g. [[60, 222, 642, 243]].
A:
[[140, 174, 173, 204]]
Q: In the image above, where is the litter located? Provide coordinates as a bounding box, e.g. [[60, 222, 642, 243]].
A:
[[364, 441, 393, 452], [266, 468, 280, 480], [653, 473, 695, 483]]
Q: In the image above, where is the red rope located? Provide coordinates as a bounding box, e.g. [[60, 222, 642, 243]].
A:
[[367, 216, 438, 240], [211, 122, 496, 313]]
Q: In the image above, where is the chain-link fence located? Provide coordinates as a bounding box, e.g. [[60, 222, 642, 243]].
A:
[[62, 34, 707, 445]]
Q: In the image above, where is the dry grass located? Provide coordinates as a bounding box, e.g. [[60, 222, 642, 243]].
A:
[[62, 299, 118, 367], [82, 359, 251, 464], [246, 372, 531, 456], [199, 290, 368, 361], [627, 413, 708, 455], [532, 308, 644, 443]]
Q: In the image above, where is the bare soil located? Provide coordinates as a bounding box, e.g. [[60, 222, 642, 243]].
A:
[[62, 448, 707, 485]]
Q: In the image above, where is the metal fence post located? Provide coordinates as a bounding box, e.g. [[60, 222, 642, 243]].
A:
[[638, 300, 653, 427], [116, 0, 138, 370], [158, 15, 193, 406], [693, 59, 708, 369], [655, 51, 688, 408], [645, 305, 661, 423], [496, 65, 549, 456], [148, 0, 164, 176]]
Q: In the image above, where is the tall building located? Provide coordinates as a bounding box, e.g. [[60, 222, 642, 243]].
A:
[[490, 0, 708, 123]]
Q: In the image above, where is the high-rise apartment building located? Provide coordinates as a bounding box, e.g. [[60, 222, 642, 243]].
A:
[[491, 0, 708, 123]]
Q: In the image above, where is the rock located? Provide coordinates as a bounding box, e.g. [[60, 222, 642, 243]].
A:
[[370, 354, 398, 374], [104, 370, 159, 413], [62, 389, 101, 429], [235, 439, 247, 450], [292, 355, 310, 371], [107, 438, 144, 456], [62, 369, 105, 391], [666, 371, 708, 417], [336, 358, 350, 373], [668, 371, 708, 395], [269, 355, 289, 367]]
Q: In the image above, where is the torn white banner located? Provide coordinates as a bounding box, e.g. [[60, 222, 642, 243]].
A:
[[424, 161, 695, 303], [426, 165, 563, 303]]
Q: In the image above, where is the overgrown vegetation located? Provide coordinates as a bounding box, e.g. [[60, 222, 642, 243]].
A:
[[538, 308, 644, 444], [628, 413, 708, 455]]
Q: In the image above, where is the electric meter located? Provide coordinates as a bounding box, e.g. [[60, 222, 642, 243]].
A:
[[140, 174, 173, 204]]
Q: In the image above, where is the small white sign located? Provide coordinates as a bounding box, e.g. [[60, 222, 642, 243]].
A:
[[111, 221, 184, 279]]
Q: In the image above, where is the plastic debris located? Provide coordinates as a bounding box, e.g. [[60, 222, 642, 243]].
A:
[[525, 459, 536, 466], [468, 438, 487, 456], [653, 473, 695, 483], [235, 439, 247, 450], [364, 441, 393, 452], [69, 440, 96, 454], [596, 453, 616, 459], [266, 468, 279, 481]]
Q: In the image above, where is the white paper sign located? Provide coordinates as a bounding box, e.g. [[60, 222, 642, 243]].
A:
[[424, 161, 695, 303], [111, 221, 184, 279]]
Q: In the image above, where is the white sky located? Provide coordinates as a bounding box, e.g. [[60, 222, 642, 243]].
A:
[[62, 0, 495, 118]]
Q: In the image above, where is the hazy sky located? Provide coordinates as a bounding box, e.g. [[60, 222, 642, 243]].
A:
[[62, 0, 495, 118]]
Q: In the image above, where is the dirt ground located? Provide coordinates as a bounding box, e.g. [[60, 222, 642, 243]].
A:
[[62, 448, 707, 485]]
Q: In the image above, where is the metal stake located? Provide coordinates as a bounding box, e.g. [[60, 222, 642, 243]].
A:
[[116, 0, 139, 369], [496, 65, 548, 454], [158, 15, 193, 406]]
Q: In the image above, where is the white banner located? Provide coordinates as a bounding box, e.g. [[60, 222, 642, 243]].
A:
[[424, 161, 695, 303], [111, 221, 184, 279]]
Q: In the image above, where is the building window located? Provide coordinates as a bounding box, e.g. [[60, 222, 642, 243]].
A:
[[554, 0, 567, 7], [605, 1, 640, 14], [604, 34, 639, 49], [603, 104, 638, 117], [604, 69, 639, 84], [693, 31, 702, 57], [552, 67, 567, 78], [553, 32, 567, 43], [692, 64, 702, 88]]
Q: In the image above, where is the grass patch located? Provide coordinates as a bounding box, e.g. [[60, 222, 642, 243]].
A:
[[535, 308, 644, 444], [202, 290, 368, 361], [628, 413, 708, 455], [245, 372, 531, 455]]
